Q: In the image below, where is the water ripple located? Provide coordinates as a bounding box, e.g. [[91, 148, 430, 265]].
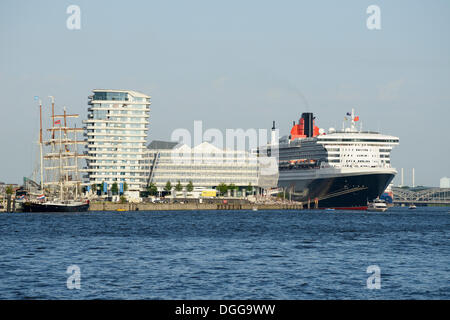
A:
[[0, 207, 448, 299]]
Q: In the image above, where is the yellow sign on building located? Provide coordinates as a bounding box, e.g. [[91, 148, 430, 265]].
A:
[[201, 190, 217, 197]]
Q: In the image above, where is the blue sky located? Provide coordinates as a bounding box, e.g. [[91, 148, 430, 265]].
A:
[[0, 0, 449, 186]]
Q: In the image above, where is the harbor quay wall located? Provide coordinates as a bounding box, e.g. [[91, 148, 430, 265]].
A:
[[88, 202, 303, 211]]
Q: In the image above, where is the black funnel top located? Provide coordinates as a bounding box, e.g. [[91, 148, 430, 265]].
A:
[[302, 112, 314, 137]]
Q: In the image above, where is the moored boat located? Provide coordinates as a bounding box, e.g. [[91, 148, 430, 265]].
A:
[[23, 96, 88, 213], [22, 201, 89, 212]]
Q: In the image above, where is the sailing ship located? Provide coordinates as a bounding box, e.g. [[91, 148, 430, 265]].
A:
[[22, 96, 89, 212]]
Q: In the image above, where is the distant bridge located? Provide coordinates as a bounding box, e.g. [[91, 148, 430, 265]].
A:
[[392, 187, 450, 206]]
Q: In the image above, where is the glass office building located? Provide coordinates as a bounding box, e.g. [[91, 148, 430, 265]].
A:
[[144, 141, 259, 190], [83, 89, 151, 191]]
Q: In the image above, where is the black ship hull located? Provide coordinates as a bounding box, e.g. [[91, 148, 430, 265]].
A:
[[22, 202, 89, 213], [278, 172, 395, 210]]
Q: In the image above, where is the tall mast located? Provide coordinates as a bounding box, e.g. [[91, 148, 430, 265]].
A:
[[63, 107, 69, 186], [49, 96, 55, 139], [63, 106, 69, 152], [42, 103, 85, 200], [49, 96, 55, 184], [74, 125, 79, 199], [39, 98, 44, 191], [59, 126, 64, 200]]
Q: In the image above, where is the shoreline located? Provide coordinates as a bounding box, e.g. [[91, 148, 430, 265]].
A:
[[88, 202, 303, 212]]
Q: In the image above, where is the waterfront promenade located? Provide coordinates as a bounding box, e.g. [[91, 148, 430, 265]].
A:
[[88, 201, 303, 212]]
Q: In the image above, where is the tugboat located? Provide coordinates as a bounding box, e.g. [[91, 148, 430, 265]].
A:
[[22, 97, 89, 212]]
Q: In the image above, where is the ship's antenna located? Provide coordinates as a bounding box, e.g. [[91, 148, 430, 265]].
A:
[[271, 121, 278, 146], [351, 108, 356, 131]]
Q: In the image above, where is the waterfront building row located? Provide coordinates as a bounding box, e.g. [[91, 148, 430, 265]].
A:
[[82, 89, 260, 192]]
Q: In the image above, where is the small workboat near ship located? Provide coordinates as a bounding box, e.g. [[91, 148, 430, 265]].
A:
[[22, 96, 88, 213], [367, 199, 388, 212]]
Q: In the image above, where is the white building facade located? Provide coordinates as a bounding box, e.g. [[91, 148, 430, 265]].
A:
[[83, 89, 150, 191], [144, 141, 259, 191]]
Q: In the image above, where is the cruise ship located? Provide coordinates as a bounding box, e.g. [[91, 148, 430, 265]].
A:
[[263, 110, 399, 209]]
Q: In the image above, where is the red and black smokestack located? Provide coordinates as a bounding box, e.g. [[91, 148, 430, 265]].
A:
[[301, 112, 314, 137]]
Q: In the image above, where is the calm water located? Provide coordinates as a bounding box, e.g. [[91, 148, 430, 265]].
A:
[[0, 207, 448, 299]]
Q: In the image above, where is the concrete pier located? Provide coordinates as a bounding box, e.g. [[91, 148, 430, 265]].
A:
[[88, 202, 303, 212]]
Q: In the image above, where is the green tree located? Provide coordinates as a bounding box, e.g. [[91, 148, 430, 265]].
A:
[[186, 181, 194, 192], [164, 181, 172, 193], [276, 192, 287, 199], [5, 185, 13, 196], [175, 181, 183, 192], [217, 183, 228, 196], [247, 183, 253, 193], [228, 183, 237, 191], [147, 182, 158, 196], [111, 182, 119, 195], [119, 196, 127, 204], [123, 182, 128, 192], [5, 185, 13, 213]]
